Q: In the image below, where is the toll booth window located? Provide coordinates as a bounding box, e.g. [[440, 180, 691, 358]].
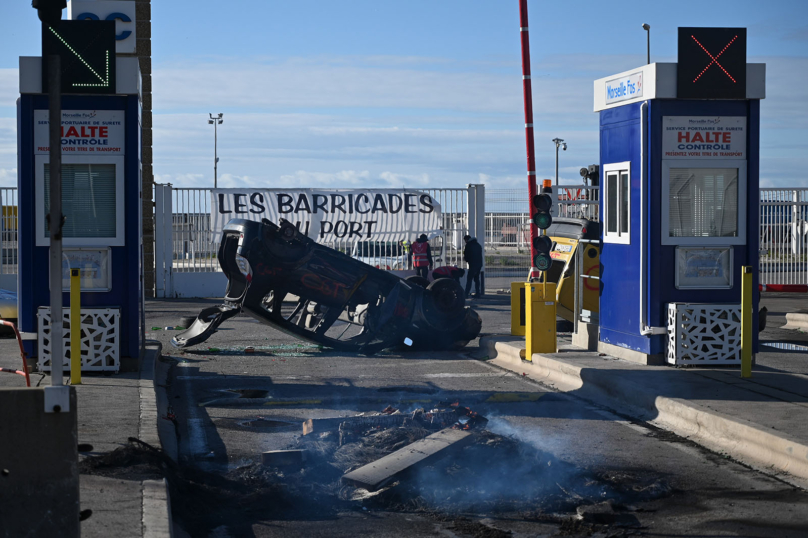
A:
[[35, 156, 125, 247], [45, 164, 116, 237], [662, 161, 747, 246], [603, 162, 630, 244]]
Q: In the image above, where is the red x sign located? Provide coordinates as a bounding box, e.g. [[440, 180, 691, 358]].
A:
[[691, 35, 739, 83]]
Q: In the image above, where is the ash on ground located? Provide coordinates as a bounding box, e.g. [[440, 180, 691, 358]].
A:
[[233, 404, 672, 523]]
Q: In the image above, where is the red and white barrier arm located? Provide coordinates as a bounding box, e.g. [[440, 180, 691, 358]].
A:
[[759, 284, 808, 293]]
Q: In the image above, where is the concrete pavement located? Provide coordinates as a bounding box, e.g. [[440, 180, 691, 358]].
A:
[[0, 340, 172, 537], [480, 293, 808, 487]]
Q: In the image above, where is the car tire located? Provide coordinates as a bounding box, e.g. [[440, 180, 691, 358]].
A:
[[405, 275, 430, 288], [422, 278, 466, 330]]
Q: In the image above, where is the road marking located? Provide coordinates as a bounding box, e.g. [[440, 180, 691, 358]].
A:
[[263, 399, 322, 406], [176, 375, 312, 381], [485, 393, 544, 403], [424, 373, 506, 378]]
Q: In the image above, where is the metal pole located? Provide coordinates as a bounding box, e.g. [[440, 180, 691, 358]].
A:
[[214, 120, 218, 189], [519, 0, 539, 278], [647, 28, 650, 65], [555, 144, 559, 186], [48, 54, 63, 387]]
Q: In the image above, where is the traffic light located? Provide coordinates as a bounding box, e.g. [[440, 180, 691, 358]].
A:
[[531, 188, 553, 230], [531, 183, 554, 271], [32, 0, 66, 25], [532, 234, 553, 271]]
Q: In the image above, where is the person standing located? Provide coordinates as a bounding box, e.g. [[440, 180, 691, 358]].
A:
[[463, 235, 483, 298], [400, 239, 411, 269], [411, 234, 432, 279]]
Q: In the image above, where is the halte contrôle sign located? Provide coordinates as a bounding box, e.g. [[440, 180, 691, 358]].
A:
[[34, 110, 125, 155], [211, 189, 443, 241], [662, 116, 746, 159]]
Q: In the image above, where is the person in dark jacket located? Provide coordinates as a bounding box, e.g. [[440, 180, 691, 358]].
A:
[[410, 234, 433, 279], [463, 235, 483, 298]]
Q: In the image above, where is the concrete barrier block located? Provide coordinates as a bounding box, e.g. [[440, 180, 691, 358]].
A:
[[0, 387, 79, 538]]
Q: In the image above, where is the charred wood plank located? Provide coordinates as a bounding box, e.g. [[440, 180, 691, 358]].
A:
[[341, 428, 473, 491]]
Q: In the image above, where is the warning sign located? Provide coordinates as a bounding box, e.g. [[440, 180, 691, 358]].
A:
[[662, 116, 746, 160]]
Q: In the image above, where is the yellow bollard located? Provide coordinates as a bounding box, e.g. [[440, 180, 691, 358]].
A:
[[524, 281, 557, 361], [510, 281, 526, 336], [70, 268, 81, 385], [741, 266, 753, 378]]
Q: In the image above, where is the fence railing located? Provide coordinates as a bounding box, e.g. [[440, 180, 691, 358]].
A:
[[0, 188, 18, 275], [760, 188, 808, 285], [0, 185, 804, 288]]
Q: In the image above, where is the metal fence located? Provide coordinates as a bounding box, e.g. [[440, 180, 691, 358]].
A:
[[0, 188, 18, 275], [0, 185, 804, 288], [484, 186, 600, 283], [760, 188, 808, 285]]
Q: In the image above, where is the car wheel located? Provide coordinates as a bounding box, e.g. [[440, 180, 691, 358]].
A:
[[405, 275, 430, 288], [422, 278, 466, 330]]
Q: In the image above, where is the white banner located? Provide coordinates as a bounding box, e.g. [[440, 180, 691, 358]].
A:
[[662, 116, 746, 160], [34, 110, 125, 155], [211, 189, 443, 241]]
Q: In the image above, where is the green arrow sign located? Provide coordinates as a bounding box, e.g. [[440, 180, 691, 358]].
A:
[[42, 20, 116, 95]]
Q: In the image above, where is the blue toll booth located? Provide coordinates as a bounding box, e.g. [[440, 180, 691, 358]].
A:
[[592, 28, 764, 365], [16, 54, 143, 372]]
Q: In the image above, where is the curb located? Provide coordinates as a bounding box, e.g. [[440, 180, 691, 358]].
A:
[[480, 336, 808, 485], [139, 342, 174, 538], [783, 312, 808, 331]]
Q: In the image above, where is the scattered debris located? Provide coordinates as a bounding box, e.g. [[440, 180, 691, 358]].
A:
[[576, 500, 616, 524], [342, 428, 474, 491], [261, 449, 306, 468]]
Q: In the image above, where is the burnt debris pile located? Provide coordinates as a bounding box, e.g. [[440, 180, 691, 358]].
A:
[[253, 402, 672, 519]]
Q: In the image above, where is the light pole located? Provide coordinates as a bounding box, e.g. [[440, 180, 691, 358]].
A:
[[208, 113, 223, 188], [642, 23, 650, 64], [552, 138, 566, 185]]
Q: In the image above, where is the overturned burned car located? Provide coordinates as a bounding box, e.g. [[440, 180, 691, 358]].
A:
[[172, 219, 482, 354]]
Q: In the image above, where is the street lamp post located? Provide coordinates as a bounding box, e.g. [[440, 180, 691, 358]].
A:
[[208, 113, 223, 188], [552, 138, 566, 185], [642, 23, 651, 64]]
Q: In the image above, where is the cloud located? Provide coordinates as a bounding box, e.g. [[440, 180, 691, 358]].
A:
[[0, 69, 18, 110], [378, 171, 431, 187], [277, 170, 370, 187], [0, 167, 16, 187]]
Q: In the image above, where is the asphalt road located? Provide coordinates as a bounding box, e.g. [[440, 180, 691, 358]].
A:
[[146, 295, 808, 538]]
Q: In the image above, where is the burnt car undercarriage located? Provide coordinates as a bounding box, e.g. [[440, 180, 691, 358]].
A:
[[172, 218, 482, 354]]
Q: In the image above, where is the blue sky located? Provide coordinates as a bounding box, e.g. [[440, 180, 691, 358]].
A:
[[1, 0, 806, 189]]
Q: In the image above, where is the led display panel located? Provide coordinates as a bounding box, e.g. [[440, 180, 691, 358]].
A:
[[677, 27, 746, 100], [42, 20, 116, 94]]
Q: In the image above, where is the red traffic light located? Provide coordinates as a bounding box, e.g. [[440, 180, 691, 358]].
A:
[[532, 234, 552, 252], [532, 193, 552, 212]]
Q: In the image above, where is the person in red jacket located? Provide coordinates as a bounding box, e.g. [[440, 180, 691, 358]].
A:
[[432, 265, 465, 284], [410, 234, 433, 279]]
